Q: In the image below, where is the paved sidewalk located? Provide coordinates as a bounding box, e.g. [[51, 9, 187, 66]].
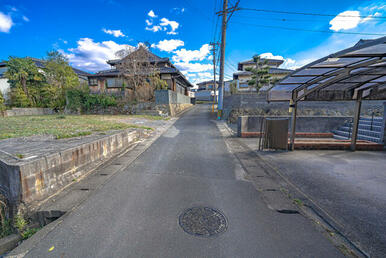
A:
[[239, 137, 386, 257]]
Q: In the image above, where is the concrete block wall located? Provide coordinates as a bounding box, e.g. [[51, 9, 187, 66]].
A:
[[237, 116, 352, 138], [224, 94, 385, 122], [0, 130, 140, 210], [155, 90, 191, 105], [1, 108, 54, 117]]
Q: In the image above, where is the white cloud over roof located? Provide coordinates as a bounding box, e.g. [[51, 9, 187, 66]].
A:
[[62, 38, 134, 72], [172, 44, 210, 63]]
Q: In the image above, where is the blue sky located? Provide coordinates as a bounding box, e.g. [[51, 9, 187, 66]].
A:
[[0, 0, 385, 85]]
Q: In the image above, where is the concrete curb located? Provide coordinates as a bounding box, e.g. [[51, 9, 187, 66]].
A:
[[0, 234, 22, 255]]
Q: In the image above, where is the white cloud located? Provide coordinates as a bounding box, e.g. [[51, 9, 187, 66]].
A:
[[102, 28, 126, 37], [329, 8, 384, 31], [145, 12, 180, 35], [259, 53, 284, 60], [172, 44, 210, 63], [148, 10, 157, 18], [145, 25, 162, 32], [172, 7, 185, 14], [22, 15, 29, 22], [152, 39, 184, 52], [360, 12, 382, 23], [259, 52, 299, 70], [174, 62, 213, 73], [160, 18, 179, 35], [329, 11, 361, 31], [61, 38, 134, 72], [0, 12, 13, 33]]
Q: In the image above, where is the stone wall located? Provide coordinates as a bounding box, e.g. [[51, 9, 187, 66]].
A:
[[0, 129, 141, 211], [1, 108, 54, 117], [224, 93, 385, 123]]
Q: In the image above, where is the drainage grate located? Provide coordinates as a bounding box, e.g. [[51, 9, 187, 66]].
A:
[[179, 207, 227, 237]]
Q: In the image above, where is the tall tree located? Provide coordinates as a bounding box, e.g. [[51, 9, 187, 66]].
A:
[[4, 57, 45, 107], [245, 55, 271, 93], [44, 51, 80, 108]]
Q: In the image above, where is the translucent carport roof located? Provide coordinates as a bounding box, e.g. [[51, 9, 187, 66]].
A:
[[268, 36, 386, 102]]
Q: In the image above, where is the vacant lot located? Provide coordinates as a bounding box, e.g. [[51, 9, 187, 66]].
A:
[[0, 115, 159, 140]]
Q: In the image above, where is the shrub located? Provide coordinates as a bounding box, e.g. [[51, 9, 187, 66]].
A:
[[66, 89, 118, 113]]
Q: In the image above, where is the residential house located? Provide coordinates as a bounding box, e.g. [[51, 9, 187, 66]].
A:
[[195, 80, 219, 101], [0, 57, 91, 100], [88, 47, 193, 97], [233, 58, 293, 92]]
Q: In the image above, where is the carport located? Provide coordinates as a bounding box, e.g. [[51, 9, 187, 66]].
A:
[[268, 36, 386, 151]]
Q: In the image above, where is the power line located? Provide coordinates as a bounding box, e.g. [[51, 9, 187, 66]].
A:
[[239, 8, 386, 19], [235, 15, 382, 23], [232, 21, 386, 36]]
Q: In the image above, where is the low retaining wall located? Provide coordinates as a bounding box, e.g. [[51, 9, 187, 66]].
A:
[[155, 90, 191, 104], [1, 108, 54, 117], [224, 94, 385, 122], [156, 104, 192, 117], [0, 129, 141, 211], [237, 116, 351, 138], [155, 90, 192, 116]]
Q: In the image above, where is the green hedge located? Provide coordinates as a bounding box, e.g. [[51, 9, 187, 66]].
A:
[[66, 89, 117, 112]]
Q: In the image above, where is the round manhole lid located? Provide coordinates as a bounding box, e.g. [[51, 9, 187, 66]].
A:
[[179, 207, 227, 237]]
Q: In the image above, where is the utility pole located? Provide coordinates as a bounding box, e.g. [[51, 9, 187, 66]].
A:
[[216, 0, 239, 119], [210, 42, 219, 112]]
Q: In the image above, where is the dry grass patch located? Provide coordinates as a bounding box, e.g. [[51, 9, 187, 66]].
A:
[[0, 115, 153, 140]]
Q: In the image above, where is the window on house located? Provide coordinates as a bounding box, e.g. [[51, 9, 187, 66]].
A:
[[106, 78, 125, 88], [0, 67, 7, 78], [89, 78, 98, 86]]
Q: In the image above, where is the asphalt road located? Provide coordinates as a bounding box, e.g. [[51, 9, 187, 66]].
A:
[[24, 105, 342, 257]]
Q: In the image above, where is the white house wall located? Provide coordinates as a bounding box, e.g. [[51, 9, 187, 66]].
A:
[[0, 78, 10, 99]]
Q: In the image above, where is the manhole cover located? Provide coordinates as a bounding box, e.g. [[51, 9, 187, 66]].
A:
[[179, 207, 227, 237]]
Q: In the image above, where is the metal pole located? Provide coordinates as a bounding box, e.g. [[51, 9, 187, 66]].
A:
[[290, 99, 298, 151], [210, 42, 217, 112], [350, 93, 362, 151], [217, 0, 228, 119]]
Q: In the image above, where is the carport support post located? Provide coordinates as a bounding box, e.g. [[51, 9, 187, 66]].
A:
[[350, 94, 362, 151], [290, 100, 298, 151]]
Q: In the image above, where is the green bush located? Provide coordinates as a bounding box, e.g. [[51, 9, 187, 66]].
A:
[[0, 91, 5, 111], [66, 89, 118, 113]]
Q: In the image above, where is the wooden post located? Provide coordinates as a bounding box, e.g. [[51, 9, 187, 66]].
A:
[[350, 92, 362, 151], [290, 101, 298, 151]]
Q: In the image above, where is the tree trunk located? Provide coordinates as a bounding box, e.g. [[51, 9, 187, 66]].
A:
[[21, 77, 30, 100]]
